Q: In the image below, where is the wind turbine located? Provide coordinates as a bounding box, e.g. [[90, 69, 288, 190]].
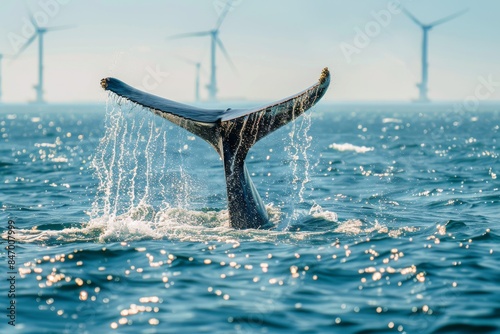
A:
[[176, 56, 209, 102], [403, 8, 468, 102], [169, 2, 236, 102], [184, 59, 202, 102], [193, 61, 202, 102], [14, 16, 73, 103]]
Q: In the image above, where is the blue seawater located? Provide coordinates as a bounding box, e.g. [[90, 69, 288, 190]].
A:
[[1, 102, 499, 333]]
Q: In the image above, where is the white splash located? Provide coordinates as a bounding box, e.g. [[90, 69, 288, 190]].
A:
[[334, 219, 418, 237], [309, 203, 338, 222], [382, 118, 402, 124], [329, 143, 374, 153], [285, 97, 314, 224], [89, 98, 171, 221], [11, 203, 284, 244]]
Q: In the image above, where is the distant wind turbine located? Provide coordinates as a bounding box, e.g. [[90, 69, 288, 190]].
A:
[[168, 2, 236, 102], [14, 15, 74, 103], [403, 8, 468, 102], [178, 57, 203, 102]]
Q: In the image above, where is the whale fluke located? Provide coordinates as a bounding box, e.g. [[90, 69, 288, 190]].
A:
[[101, 68, 330, 229]]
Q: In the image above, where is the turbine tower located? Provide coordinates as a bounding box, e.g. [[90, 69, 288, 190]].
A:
[[169, 2, 236, 102], [189, 61, 202, 102], [14, 16, 73, 104], [177, 57, 204, 102], [194, 62, 201, 102], [403, 8, 468, 102]]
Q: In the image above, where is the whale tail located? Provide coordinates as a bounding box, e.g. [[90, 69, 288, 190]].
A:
[[101, 68, 330, 229]]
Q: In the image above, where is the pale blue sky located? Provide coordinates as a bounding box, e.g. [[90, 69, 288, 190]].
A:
[[0, 0, 499, 103]]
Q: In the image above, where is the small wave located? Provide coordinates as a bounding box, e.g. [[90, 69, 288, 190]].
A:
[[34, 143, 57, 148], [51, 157, 69, 163], [382, 118, 402, 124], [309, 204, 338, 222], [329, 143, 374, 153], [334, 219, 417, 237]]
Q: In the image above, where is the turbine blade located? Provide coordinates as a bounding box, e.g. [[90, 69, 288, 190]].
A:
[[199, 64, 208, 76], [214, 0, 233, 30], [30, 16, 39, 29], [168, 31, 211, 40], [428, 8, 468, 28], [216, 38, 237, 73], [178, 56, 197, 65], [175, 54, 202, 67], [45, 24, 77, 32], [25, 5, 40, 29], [12, 33, 37, 59], [402, 7, 424, 27]]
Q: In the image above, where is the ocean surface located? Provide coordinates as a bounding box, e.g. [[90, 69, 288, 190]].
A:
[[1, 101, 499, 333]]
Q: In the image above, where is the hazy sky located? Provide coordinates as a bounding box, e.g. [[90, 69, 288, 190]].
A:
[[0, 0, 499, 103]]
